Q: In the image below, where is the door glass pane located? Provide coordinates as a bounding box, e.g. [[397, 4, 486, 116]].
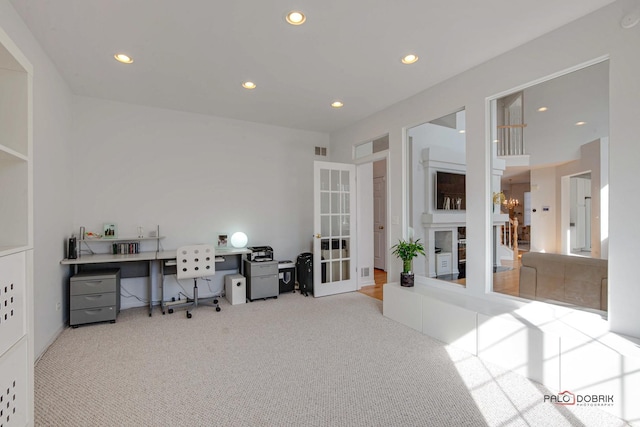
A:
[[331, 215, 340, 236], [342, 215, 350, 235], [320, 237, 331, 283], [341, 238, 350, 258], [342, 260, 350, 280], [342, 193, 350, 214], [331, 261, 341, 282], [331, 170, 340, 191], [321, 260, 329, 284], [321, 169, 330, 191], [331, 193, 340, 214], [341, 170, 350, 191], [330, 239, 339, 259], [321, 192, 330, 214], [321, 238, 330, 261], [321, 215, 330, 236]]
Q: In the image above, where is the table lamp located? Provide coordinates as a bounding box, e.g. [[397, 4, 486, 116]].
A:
[[230, 232, 248, 248]]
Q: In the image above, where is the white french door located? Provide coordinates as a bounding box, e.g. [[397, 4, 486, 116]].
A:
[[313, 161, 357, 297]]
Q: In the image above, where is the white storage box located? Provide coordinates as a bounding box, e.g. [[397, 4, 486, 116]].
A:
[[224, 274, 246, 305]]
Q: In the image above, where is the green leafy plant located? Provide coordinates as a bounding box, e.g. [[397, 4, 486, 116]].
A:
[[492, 191, 506, 205], [391, 238, 426, 274]]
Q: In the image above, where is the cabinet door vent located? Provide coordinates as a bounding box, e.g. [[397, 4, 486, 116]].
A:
[[0, 378, 18, 426], [0, 252, 27, 357], [0, 284, 17, 325], [315, 146, 327, 157], [361, 267, 370, 277]]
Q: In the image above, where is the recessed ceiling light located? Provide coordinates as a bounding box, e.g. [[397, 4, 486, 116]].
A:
[[114, 53, 133, 64], [537, 107, 548, 112], [575, 121, 586, 126], [242, 81, 256, 89], [458, 130, 466, 134], [401, 54, 419, 64], [493, 139, 500, 143], [286, 11, 306, 25], [331, 100, 344, 108]]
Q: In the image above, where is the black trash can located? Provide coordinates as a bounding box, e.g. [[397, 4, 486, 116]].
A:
[[296, 253, 313, 297], [278, 260, 296, 293]]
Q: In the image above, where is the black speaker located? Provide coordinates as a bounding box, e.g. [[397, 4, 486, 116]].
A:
[[67, 237, 77, 259]]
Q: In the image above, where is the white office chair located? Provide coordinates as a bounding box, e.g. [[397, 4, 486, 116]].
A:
[[169, 244, 219, 318]]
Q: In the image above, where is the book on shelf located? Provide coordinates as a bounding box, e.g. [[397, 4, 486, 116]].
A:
[[112, 242, 140, 255]]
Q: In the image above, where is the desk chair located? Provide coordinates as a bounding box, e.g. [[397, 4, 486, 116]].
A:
[[169, 244, 220, 318]]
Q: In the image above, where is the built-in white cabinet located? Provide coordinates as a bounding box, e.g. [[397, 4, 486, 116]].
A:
[[0, 26, 34, 426]]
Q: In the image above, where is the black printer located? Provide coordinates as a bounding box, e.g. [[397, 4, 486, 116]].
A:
[[246, 246, 273, 262]]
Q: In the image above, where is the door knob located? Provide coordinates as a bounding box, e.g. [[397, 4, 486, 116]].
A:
[[378, 226, 384, 230], [314, 234, 321, 239]]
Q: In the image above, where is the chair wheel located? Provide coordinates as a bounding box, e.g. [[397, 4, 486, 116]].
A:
[[213, 299, 218, 304], [186, 312, 192, 319], [274, 296, 278, 299], [216, 306, 221, 312], [168, 308, 174, 314]]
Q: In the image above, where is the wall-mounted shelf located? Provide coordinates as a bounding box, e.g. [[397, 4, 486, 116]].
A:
[[81, 236, 165, 243], [78, 235, 165, 256]]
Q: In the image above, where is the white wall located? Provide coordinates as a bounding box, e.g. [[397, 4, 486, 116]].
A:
[[530, 167, 557, 253], [0, 0, 75, 359], [330, 0, 640, 338], [71, 96, 329, 306]]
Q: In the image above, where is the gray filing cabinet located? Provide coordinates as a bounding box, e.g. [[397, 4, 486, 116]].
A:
[[243, 260, 278, 301], [70, 269, 121, 327]]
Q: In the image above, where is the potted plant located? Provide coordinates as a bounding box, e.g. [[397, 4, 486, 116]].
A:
[[492, 191, 505, 213], [391, 238, 425, 287]]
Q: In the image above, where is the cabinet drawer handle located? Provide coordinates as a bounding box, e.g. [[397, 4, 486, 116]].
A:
[[84, 280, 104, 285], [85, 294, 103, 300]]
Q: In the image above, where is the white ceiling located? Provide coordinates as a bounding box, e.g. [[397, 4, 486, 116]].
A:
[[9, 0, 617, 132]]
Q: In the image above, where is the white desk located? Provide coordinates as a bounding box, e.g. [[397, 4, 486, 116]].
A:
[[156, 246, 251, 263], [62, 247, 252, 317], [62, 252, 157, 265]]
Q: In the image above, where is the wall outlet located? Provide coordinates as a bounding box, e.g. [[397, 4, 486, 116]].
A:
[[56, 302, 61, 311]]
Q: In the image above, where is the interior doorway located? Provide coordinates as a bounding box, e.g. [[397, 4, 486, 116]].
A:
[[569, 172, 592, 255], [373, 159, 387, 271], [354, 136, 389, 299]]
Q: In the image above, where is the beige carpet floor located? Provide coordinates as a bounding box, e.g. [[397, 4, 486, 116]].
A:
[[35, 291, 628, 426]]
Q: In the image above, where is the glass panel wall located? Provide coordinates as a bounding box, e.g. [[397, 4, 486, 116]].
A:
[[489, 60, 609, 312], [406, 109, 467, 285]]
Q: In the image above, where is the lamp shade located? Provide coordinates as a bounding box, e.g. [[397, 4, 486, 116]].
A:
[[230, 232, 248, 248]]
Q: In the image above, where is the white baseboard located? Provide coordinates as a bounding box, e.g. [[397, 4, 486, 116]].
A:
[[35, 323, 66, 364]]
